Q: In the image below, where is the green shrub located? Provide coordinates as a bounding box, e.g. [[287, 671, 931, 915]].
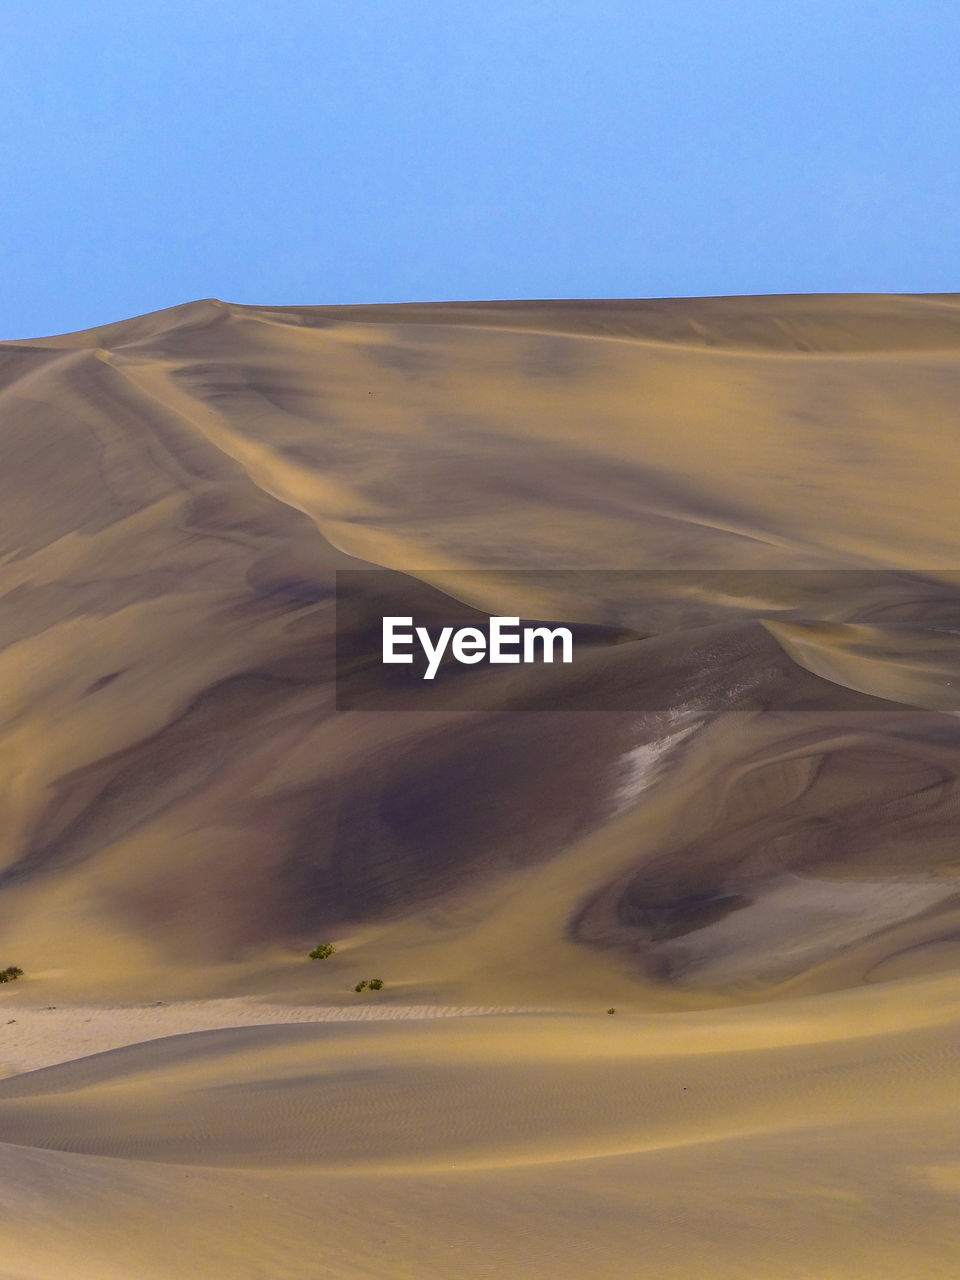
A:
[[354, 980, 368, 992], [308, 942, 335, 960], [0, 966, 23, 983], [607, 1007, 616, 1014], [368, 978, 383, 991]]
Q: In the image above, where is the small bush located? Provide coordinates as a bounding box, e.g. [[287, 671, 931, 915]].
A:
[[607, 1008, 615, 1014], [0, 966, 23, 983], [308, 943, 335, 960], [354, 980, 368, 992], [368, 978, 383, 991]]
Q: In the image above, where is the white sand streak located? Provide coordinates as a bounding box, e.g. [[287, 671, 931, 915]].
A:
[[609, 709, 702, 816]]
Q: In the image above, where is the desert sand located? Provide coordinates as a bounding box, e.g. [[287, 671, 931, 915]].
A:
[[2, 294, 960, 1275]]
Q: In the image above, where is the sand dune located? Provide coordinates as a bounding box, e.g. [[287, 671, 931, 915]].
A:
[[3, 294, 960, 994], [4, 1002, 960, 1170], [2, 993, 960, 1276], [3, 294, 960, 1274]]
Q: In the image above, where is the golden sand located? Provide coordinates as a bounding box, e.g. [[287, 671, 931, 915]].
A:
[[2, 294, 960, 1275]]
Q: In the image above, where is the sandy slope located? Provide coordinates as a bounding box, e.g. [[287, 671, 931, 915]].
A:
[[2, 988, 960, 1277], [3, 294, 960, 1275]]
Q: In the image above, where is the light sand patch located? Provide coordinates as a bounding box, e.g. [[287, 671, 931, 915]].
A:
[[0, 1000, 532, 1077], [658, 873, 959, 986], [608, 708, 702, 816]]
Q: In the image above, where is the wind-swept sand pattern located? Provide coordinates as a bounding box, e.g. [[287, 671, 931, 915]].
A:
[[3, 995, 960, 1277], [3, 294, 960, 1274]]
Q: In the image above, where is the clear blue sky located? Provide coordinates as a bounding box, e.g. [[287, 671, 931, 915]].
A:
[[2, 1, 958, 338]]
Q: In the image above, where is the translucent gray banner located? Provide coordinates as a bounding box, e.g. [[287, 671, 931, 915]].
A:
[[335, 569, 960, 712]]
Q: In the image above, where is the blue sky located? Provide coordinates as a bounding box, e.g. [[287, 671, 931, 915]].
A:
[[2, 1, 958, 338]]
